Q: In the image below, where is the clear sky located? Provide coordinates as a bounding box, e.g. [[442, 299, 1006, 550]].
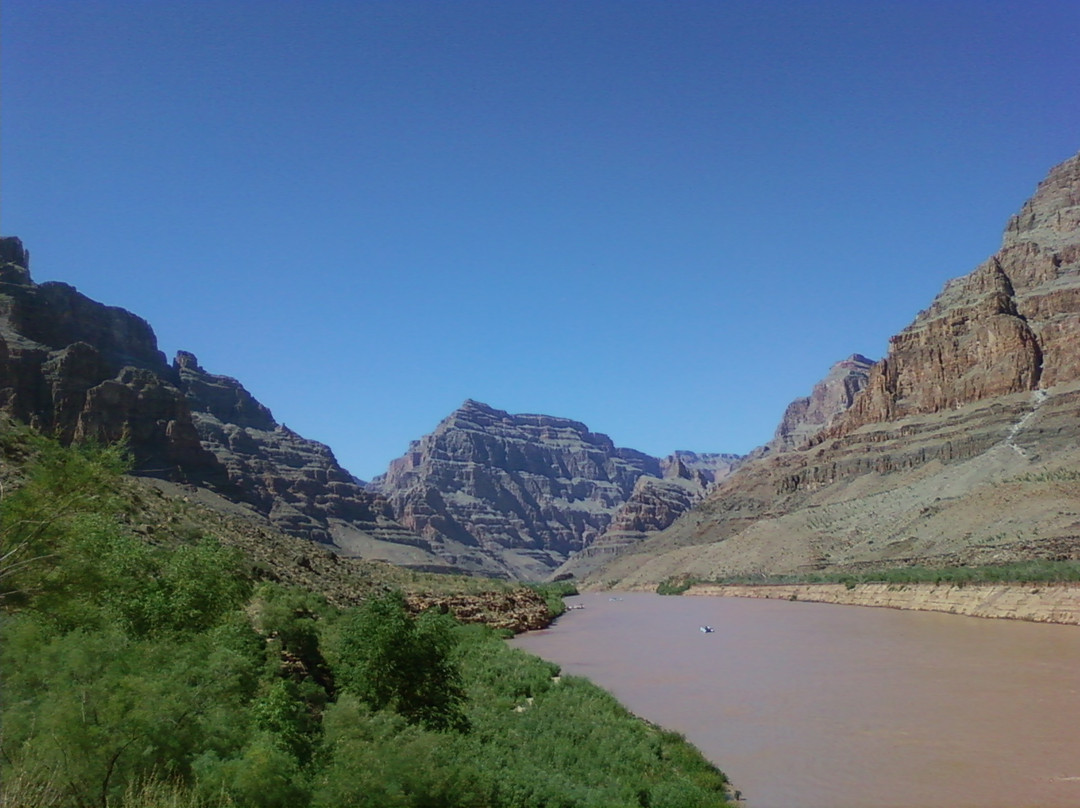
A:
[[3, 1, 1078, 480]]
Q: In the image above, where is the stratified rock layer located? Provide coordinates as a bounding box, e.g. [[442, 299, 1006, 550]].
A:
[[834, 154, 1080, 434], [553, 451, 742, 580], [0, 240, 465, 571], [769, 354, 873, 452], [373, 400, 664, 579], [588, 151, 1080, 588], [686, 583, 1080, 625], [0, 240, 219, 475]]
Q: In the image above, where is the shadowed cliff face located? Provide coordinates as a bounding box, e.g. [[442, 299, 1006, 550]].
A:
[[588, 151, 1080, 588], [0, 239, 218, 475], [0, 241, 461, 570]]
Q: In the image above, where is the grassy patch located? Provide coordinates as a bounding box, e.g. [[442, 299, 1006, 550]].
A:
[[701, 560, 1080, 588], [526, 579, 579, 617], [657, 576, 701, 595]]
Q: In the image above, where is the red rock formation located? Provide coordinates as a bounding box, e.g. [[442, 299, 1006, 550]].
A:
[[833, 152, 1080, 436]]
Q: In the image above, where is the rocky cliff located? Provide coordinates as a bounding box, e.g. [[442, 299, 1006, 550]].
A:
[[0, 239, 219, 475], [831, 154, 1080, 434], [767, 354, 873, 452], [557, 355, 871, 582], [586, 151, 1080, 588], [0, 240, 490, 573], [372, 399, 666, 580], [553, 451, 742, 580]]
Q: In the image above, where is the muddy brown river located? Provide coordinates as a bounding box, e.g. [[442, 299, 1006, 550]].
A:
[[510, 592, 1080, 808]]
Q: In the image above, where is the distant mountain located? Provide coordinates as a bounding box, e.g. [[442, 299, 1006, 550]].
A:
[[370, 399, 667, 580], [765, 354, 874, 454], [587, 151, 1080, 588], [553, 450, 742, 580]]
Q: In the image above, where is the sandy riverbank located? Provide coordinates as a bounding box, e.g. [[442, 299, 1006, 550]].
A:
[[684, 581, 1080, 625]]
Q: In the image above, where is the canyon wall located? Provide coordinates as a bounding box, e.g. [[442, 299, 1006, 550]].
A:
[[0, 240, 485, 572], [587, 151, 1080, 588], [372, 399, 667, 579]]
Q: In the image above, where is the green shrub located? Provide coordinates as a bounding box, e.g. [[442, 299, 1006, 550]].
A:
[[657, 577, 696, 595], [527, 579, 579, 617], [332, 591, 469, 733], [1, 434, 733, 808]]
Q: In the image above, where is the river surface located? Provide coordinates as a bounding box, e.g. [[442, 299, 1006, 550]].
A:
[[510, 592, 1080, 808]]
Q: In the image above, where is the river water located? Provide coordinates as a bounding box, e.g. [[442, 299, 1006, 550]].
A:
[[510, 592, 1080, 808]]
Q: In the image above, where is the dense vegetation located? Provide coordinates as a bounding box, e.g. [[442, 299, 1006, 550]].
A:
[[0, 431, 732, 807], [659, 559, 1080, 594]]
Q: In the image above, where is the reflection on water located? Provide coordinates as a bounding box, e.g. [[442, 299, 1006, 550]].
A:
[[511, 592, 1080, 808]]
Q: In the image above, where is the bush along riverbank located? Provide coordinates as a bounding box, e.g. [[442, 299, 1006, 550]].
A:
[[0, 434, 734, 807]]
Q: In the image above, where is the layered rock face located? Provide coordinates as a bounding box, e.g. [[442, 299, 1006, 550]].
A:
[[832, 154, 1080, 435], [372, 400, 664, 579], [0, 238, 219, 474], [0, 240, 456, 569], [558, 351, 871, 582], [768, 354, 873, 452], [170, 351, 426, 552], [588, 151, 1080, 588], [553, 451, 742, 579]]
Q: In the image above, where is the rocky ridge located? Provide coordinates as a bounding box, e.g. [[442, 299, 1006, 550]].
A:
[[0, 239, 219, 476], [585, 151, 1080, 589], [551, 451, 742, 580], [372, 399, 667, 580], [557, 356, 873, 581], [766, 354, 874, 453], [0, 240, 487, 573]]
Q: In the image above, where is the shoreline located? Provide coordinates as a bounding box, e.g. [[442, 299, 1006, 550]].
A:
[[684, 581, 1080, 625]]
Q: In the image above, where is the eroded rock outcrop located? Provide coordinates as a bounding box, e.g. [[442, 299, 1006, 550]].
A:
[[0, 239, 462, 571], [404, 588, 553, 632], [768, 354, 873, 452], [373, 400, 664, 579], [553, 451, 742, 579], [172, 351, 427, 551], [587, 151, 1080, 588], [0, 238, 219, 474], [831, 154, 1080, 436]]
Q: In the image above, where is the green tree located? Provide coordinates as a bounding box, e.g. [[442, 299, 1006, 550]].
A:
[[333, 592, 469, 732], [0, 437, 130, 611]]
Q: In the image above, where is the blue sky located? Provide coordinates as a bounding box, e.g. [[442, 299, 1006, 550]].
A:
[[3, 1, 1078, 480]]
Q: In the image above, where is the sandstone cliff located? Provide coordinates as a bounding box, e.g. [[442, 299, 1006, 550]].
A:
[[831, 154, 1080, 434], [586, 151, 1080, 589]]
